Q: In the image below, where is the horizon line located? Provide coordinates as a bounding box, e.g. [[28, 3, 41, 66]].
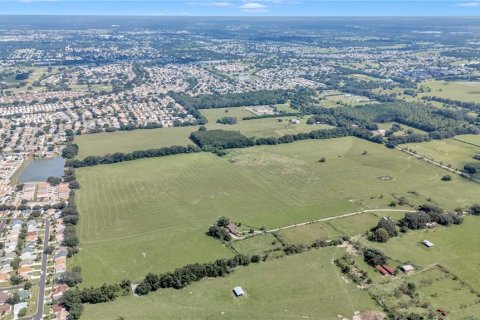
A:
[[1, 14, 480, 17]]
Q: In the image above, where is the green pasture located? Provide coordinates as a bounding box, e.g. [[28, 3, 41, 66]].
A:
[[420, 80, 480, 103], [404, 135, 480, 176], [82, 248, 380, 320], [74, 126, 196, 159], [74, 137, 480, 286], [75, 107, 327, 158]]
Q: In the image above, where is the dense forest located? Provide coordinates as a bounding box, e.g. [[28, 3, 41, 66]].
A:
[[169, 90, 289, 110]]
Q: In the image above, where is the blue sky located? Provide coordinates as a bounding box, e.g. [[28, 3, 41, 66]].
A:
[[1, 0, 480, 16]]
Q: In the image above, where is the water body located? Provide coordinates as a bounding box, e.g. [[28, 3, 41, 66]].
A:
[[17, 157, 65, 183]]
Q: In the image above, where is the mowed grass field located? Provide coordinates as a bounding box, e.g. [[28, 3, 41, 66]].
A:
[[420, 80, 480, 103], [74, 126, 196, 159], [404, 135, 480, 177], [360, 216, 480, 291], [75, 107, 328, 158], [82, 248, 380, 320], [74, 137, 480, 286]]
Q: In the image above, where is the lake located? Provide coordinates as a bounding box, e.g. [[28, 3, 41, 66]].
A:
[[17, 157, 65, 183]]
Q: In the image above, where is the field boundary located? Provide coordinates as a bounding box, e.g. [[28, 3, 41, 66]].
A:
[[233, 209, 416, 240]]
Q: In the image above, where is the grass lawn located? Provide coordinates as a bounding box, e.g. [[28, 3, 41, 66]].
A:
[[359, 216, 480, 291], [454, 134, 480, 147], [74, 137, 480, 286], [231, 233, 282, 255], [82, 248, 380, 320], [403, 136, 480, 177], [75, 126, 196, 159], [420, 80, 480, 103], [277, 222, 342, 245], [75, 107, 329, 158]]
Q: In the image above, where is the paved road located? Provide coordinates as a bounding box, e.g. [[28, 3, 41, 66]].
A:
[[23, 219, 50, 320]]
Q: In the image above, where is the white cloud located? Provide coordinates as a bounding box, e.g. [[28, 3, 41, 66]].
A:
[[457, 1, 480, 6], [212, 1, 233, 6], [187, 1, 233, 7], [240, 2, 268, 11]]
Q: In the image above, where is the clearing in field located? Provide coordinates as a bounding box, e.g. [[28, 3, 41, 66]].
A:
[[82, 248, 380, 320], [74, 137, 480, 286]]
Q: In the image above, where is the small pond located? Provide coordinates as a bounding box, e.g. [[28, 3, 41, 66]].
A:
[[17, 157, 65, 183]]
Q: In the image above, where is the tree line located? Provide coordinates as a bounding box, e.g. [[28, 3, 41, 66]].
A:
[[66, 145, 201, 168], [422, 96, 480, 113]]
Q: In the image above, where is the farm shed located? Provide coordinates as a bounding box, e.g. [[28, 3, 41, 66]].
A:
[[400, 265, 414, 273], [423, 240, 434, 248], [382, 265, 395, 275], [375, 265, 390, 276], [233, 286, 245, 297], [226, 223, 238, 235]]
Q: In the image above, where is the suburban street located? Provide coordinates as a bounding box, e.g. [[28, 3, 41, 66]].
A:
[[23, 219, 50, 320]]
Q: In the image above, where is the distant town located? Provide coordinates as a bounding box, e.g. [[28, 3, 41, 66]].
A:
[[1, 16, 480, 320]]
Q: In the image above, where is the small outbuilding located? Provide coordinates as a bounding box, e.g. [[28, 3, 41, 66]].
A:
[[226, 223, 238, 235], [423, 240, 434, 248], [400, 264, 415, 273], [233, 286, 245, 297]]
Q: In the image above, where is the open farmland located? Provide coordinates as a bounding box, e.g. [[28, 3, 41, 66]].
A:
[[75, 107, 327, 158], [74, 126, 197, 159], [404, 135, 480, 177], [420, 80, 480, 103], [82, 248, 380, 320], [74, 137, 480, 286]]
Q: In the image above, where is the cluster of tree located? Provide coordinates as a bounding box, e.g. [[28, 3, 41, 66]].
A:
[[469, 204, 480, 215], [190, 130, 254, 149], [386, 133, 430, 148], [169, 89, 289, 110], [60, 266, 83, 287], [368, 218, 398, 242], [422, 96, 480, 112], [79, 281, 130, 304], [399, 204, 463, 230], [60, 289, 84, 320], [363, 248, 388, 267], [216, 116, 237, 125], [289, 87, 317, 109], [47, 176, 62, 186], [464, 164, 477, 174], [66, 145, 200, 168], [61, 143, 79, 159], [134, 254, 252, 296], [60, 280, 131, 319], [207, 217, 232, 241], [63, 168, 76, 183], [15, 72, 30, 81], [396, 282, 417, 299], [308, 102, 479, 146], [335, 254, 371, 285]]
